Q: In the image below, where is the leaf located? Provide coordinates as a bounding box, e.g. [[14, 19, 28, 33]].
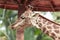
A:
[[24, 27, 35, 40], [0, 31, 5, 37], [37, 33, 53, 40], [33, 27, 42, 35]]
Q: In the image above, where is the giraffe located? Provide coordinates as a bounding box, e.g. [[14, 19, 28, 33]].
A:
[[10, 5, 60, 40]]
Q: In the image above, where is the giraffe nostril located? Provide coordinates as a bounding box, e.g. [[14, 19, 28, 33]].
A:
[[11, 26, 16, 30], [11, 26, 14, 29]]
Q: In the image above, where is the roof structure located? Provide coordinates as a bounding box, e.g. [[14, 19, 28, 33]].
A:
[[0, 0, 60, 11]]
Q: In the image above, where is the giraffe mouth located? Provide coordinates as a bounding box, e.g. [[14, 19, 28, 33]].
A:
[[11, 19, 25, 30]]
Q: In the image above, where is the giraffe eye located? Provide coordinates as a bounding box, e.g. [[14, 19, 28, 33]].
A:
[[21, 16, 25, 19]]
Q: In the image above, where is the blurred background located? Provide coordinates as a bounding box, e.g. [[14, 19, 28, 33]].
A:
[[0, 8, 60, 40]]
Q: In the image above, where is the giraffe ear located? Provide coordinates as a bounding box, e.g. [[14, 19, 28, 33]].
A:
[[26, 5, 33, 10]]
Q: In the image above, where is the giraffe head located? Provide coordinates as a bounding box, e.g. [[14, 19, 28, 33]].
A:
[[10, 5, 34, 30]]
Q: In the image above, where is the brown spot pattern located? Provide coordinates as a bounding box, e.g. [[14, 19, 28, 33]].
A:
[[53, 24, 59, 29], [54, 30, 59, 33], [45, 31, 49, 35], [43, 19, 47, 24], [47, 26, 52, 29], [38, 23, 42, 27], [43, 27, 46, 32], [47, 21, 52, 25]]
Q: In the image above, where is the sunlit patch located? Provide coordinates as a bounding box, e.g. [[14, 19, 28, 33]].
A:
[[0, 26, 6, 30], [43, 12, 54, 21], [0, 20, 2, 24]]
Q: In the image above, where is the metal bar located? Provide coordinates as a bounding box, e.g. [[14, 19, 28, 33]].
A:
[[49, 0, 55, 11]]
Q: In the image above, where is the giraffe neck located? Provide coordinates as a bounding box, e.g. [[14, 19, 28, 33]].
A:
[[31, 13, 60, 40]]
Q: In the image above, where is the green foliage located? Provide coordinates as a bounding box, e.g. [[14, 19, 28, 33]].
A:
[[52, 12, 60, 23], [0, 9, 17, 40], [0, 31, 5, 37], [24, 27, 53, 40], [24, 27, 35, 40]]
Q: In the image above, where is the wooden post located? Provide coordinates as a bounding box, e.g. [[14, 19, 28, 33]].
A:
[[17, 4, 26, 40], [18, 4, 26, 18], [17, 0, 30, 40]]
